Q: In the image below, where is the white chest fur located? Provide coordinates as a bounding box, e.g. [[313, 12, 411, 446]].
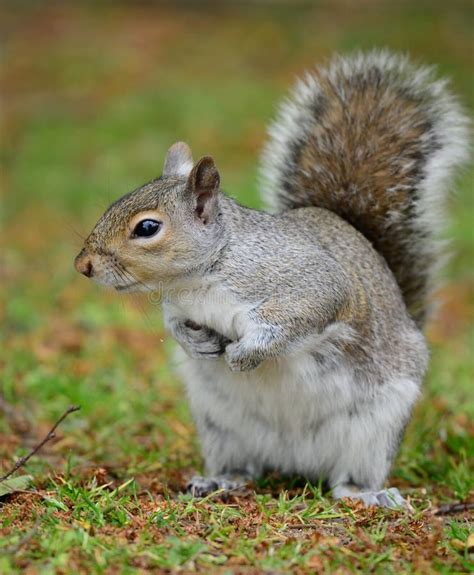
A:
[[162, 276, 254, 341]]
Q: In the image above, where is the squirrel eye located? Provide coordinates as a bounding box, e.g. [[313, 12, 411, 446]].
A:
[[132, 219, 162, 238]]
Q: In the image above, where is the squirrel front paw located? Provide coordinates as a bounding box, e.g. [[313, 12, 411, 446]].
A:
[[225, 341, 262, 372], [175, 320, 231, 360]]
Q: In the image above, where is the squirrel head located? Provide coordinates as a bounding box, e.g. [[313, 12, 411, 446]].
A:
[[74, 142, 223, 292]]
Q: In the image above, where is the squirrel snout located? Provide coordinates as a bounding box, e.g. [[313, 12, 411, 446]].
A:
[[75, 250, 94, 278]]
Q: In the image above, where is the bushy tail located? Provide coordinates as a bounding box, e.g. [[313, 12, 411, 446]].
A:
[[260, 50, 469, 327]]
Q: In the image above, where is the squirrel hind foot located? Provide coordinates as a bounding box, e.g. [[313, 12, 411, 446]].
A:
[[186, 474, 250, 498], [332, 485, 410, 510]]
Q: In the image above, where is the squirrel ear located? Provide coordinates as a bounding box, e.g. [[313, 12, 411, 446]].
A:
[[187, 156, 220, 224], [163, 142, 194, 177]]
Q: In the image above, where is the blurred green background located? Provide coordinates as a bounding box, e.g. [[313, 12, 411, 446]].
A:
[[1, 0, 472, 498], [0, 2, 473, 573]]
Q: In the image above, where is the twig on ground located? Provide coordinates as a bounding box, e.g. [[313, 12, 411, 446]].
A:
[[0, 405, 81, 482], [434, 502, 474, 515]]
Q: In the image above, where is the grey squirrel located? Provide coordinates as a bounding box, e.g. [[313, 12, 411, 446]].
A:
[[75, 51, 468, 507]]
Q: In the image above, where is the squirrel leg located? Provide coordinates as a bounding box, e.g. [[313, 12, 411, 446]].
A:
[[326, 379, 418, 509], [224, 293, 349, 372], [187, 413, 258, 498], [166, 318, 231, 360], [182, 373, 259, 497]]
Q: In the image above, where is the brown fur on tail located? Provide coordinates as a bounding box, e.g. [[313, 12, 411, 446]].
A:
[[260, 51, 468, 326]]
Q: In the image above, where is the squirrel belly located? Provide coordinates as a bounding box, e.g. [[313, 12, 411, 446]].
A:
[[178, 345, 422, 489]]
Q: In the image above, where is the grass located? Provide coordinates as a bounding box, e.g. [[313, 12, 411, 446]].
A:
[[1, 2, 473, 573]]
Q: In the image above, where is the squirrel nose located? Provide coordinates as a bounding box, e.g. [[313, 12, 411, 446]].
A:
[[75, 251, 94, 278]]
